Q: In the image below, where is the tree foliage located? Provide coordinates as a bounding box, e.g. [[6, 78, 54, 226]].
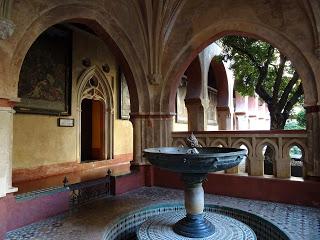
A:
[[219, 36, 304, 129], [296, 110, 306, 129]]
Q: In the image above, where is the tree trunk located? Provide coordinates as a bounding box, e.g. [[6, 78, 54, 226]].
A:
[[269, 110, 287, 130]]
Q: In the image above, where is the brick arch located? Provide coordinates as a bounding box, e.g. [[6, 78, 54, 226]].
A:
[[162, 21, 317, 114], [8, 3, 149, 113]]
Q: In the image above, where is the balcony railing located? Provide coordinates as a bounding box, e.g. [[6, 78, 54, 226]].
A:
[[171, 130, 308, 178]]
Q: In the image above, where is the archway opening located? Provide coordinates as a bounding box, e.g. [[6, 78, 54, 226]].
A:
[[289, 145, 303, 178], [12, 20, 134, 193], [173, 36, 305, 132], [171, 34, 306, 179], [238, 144, 249, 174], [207, 63, 218, 129], [262, 145, 276, 176], [81, 99, 105, 162]]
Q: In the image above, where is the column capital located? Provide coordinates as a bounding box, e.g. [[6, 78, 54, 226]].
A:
[[216, 106, 231, 112], [0, 98, 17, 108], [130, 112, 173, 165], [184, 98, 209, 108], [304, 105, 320, 113], [0, 17, 15, 40], [234, 111, 246, 116], [129, 112, 175, 120]]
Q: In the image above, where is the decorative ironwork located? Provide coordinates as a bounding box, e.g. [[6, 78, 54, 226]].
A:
[[63, 169, 112, 209]]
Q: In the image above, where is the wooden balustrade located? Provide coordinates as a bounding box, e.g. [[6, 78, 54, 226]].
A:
[[172, 130, 308, 178]]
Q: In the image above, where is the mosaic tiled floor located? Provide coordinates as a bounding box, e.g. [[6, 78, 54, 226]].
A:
[[137, 211, 256, 240], [5, 187, 320, 240]]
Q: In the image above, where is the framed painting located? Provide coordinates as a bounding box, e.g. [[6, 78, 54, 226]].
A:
[[15, 25, 72, 115], [119, 71, 131, 120]]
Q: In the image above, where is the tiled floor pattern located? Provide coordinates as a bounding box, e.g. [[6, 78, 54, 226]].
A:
[[137, 211, 256, 240], [5, 187, 320, 240]]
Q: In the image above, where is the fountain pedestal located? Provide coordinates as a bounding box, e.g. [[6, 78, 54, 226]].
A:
[[173, 173, 214, 238]]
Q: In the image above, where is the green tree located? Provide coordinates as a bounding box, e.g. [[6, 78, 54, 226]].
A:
[[296, 110, 306, 129], [219, 36, 304, 130]]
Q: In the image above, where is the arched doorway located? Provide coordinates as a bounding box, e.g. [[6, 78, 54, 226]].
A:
[[77, 66, 114, 162], [7, 7, 149, 170], [10, 18, 136, 191], [81, 98, 105, 162]]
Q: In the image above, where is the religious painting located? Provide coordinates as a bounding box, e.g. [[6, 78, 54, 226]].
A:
[[15, 25, 72, 115], [176, 76, 188, 123], [119, 71, 131, 120]]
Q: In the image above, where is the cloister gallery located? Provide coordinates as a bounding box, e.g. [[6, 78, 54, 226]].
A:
[[0, 1, 319, 239]]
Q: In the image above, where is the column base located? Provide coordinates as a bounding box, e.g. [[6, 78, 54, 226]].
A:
[[7, 187, 18, 193], [173, 213, 215, 238]]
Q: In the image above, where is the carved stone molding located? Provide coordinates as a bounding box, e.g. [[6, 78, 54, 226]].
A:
[[172, 130, 308, 178], [303, 0, 320, 60], [304, 105, 320, 114], [0, 0, 14, 40], [132, 0, 186, 85], [0, 17, 14, 39], [315, 47, 320, 60], [148, 73, 162, 85], [77, 65, 115, 161]]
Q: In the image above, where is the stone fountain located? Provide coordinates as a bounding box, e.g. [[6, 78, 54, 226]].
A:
[[141, 134, 256, 239]]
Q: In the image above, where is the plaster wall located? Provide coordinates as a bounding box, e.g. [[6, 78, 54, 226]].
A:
[[173, 122, 188, 132], [13, 115, 76, 168], [235, 93, 248, 113], [12, 26, 132, 170], [114, 120, 133, 155]]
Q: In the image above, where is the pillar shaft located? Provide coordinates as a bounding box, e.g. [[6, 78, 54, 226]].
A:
[[217, 106, 232, 130], [0, 99, 17, 197], [185, 98, 207, 131], [184, 183, 204, 215], [305, 106, 320, 178], [130, 113, 174, 165]]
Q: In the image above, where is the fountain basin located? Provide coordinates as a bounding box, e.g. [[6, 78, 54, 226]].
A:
[[143, 146, 247, 238], [143, 147, 246, 173]]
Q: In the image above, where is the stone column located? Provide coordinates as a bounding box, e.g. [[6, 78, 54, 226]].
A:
[[130, 113, 174, 165], [216, 106, 231, 130], [305, 105, 320, 179], [249, 156, 264, 176], [185, 98, 207, 131], [0, 99, 17, 197]]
